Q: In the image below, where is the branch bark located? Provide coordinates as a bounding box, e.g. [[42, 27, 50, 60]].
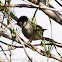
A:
[[0, 31, 62, 61], [0, 2, 62, 25], [0, 0, 62, 61], [24, 0, 62, 25]]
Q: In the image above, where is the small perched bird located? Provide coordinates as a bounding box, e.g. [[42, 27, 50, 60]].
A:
[[17, 16, 47, 43]]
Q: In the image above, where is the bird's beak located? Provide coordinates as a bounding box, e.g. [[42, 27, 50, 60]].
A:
[[14, 22, 20, 25], [15, 23, 20, 26], [15, 22, 22, 28]]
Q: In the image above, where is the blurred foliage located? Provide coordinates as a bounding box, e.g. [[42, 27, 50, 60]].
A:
[[9, 27, 16, 41], [5, 0, 11, 4], [42, 41, 53, 55], [31, 17, 37, 29]]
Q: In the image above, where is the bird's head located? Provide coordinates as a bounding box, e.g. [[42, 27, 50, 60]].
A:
[[17, 16, 28, 27]]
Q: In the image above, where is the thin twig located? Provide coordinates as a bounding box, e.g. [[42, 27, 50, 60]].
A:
[[0, 30, 62, 48], [55, 46, 62, 58], [49, 18, 52, 38], [55, 0, 62, 6], [0, 30, 62, 61], [0, 49, 15, 52], [7, 2, 12, 62], [0, 39, 59, 49], [1, 1, 62, 25], [23, 0, 62, 12], [0, 21, 9, 29], [0, 28, 16, 37], [49, 18, 62, 58], [1, 4, 35, 8], [0, 45, 9, 61], [9, 21, 32, 62], [47, 17, 52, 62], [32, 0, 41, 20], [32, 8, 38, 20], [1, 2, 62, 12]]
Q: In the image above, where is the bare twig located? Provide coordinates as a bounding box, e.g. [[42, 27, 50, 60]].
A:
[[1, 1, 62, 25], [9, 21, 32, 62], [32, 8, 38, 20], [7, 2, 12, 62], [23, 0, 62, 25], [49, 18, 62, 58], [49, 18, 53, 38], [9, 48, 11, 62], [55, 46, 62, 58], [1, 4, 35, 8], [1, 39, 61, 49], [0, 30, 62, 61], [1, 2, 62, 12], [47, 17, 52, 62], [32, 0, 41, 20], [0, 49, 15, 52], [0, 30, 62, 48], [23, 0, 62, 12], [0, 45, 9, 61], [23, 41, 62, 61], [0, 28, 16, 37], [0, 21, 9, 29], [55, 0, 62, 7]]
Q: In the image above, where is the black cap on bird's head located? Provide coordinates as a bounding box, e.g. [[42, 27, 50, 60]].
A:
[[17, 16, 28, 26], [18, 16, 28, 23]]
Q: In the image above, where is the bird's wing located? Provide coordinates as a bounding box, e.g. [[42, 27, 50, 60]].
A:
[[30, 21, 47, 31]]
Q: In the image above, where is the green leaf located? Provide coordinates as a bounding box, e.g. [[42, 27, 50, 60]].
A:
[[42, 43, 47, 51], [9, 28, 16, 41], [7, 44, 9, 47], [9, 28, 16, 35], [31, 19, 36, 29], [12, 36, 16, 41], [46, 51, 50, 55], [9, 28, 13, 34], [6, 0, 11, 4]]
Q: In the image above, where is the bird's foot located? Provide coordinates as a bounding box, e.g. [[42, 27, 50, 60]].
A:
[[27, 40, 32, 44]]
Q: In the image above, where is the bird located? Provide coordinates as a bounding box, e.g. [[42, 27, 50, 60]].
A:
[[17, 16, 47, 43]]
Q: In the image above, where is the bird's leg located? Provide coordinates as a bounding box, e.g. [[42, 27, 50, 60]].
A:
[[28, 40, 32, 44], [28, 38, 32, 44]]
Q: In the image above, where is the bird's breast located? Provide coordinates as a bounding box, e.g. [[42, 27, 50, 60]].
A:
[[22, 23, 33, 39]]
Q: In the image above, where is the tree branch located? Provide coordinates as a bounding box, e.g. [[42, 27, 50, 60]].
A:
[[0, 45, 9, 61], [0, 1, 62, 61], [9, 21, 32, 62], [55, 0, 62, 6], [1, 2, 62, 12], [24, 0, 62, 25], [1, 4, 35, 8], [1, 1, 62, 25], [0, 30, 62, 61]]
